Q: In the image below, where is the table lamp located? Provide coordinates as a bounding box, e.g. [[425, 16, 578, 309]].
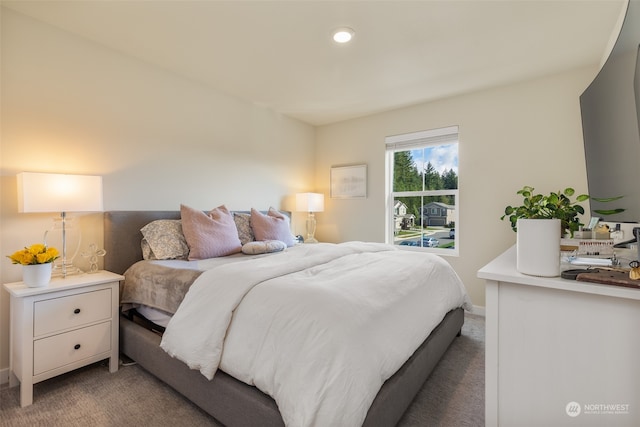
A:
[[17, 172, 103, 277], [296, 192, 324, 243]]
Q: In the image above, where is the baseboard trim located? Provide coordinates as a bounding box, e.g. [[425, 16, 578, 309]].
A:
[[0, 367, 9, 387]]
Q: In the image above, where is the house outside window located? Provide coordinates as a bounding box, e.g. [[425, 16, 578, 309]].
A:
[[393, 200, 416, 234], [385, 126, 459, 256]]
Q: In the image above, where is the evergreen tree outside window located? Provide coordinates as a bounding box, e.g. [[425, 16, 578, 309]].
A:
[[385, 126, 459, 255]]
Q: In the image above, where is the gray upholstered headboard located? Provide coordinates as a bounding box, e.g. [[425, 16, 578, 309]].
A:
[[103, 210, 292, 275], [104, 211, 181, 275]]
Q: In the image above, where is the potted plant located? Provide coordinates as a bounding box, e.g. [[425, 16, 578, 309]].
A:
[[7, 243, 59, 287], [501, 186, 624, 236], [501, 186, 623, 277]]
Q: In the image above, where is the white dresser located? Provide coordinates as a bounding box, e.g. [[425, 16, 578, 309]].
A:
[[3, 270, 123, 407], [478, 246, 640, 427]]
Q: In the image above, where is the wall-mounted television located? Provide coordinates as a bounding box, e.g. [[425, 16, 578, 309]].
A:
[[580, 0, 640, 223]]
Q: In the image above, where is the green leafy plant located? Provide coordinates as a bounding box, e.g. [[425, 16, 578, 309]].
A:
[[501, 186, 624, 237]]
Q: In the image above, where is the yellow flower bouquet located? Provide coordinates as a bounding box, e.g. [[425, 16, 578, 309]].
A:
[[7, 244, 60, 265]]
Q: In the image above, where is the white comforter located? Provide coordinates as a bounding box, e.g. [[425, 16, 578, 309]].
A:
[[160, 242, 471, 427]]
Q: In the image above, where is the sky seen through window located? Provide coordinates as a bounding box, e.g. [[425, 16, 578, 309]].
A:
[[411, 143, 458, 174]]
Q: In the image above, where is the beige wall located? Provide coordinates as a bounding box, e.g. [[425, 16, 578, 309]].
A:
[[0, 6, 599, 373], [0, 9, 315, 371], [315, 67, 595, 309]]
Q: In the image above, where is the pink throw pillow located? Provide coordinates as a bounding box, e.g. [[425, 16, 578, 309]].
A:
[[181, 204, 242, 260], [250, 208, 296, 247]]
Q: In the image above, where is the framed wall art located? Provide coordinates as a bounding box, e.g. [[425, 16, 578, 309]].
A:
[[330, 164, 367, 199]]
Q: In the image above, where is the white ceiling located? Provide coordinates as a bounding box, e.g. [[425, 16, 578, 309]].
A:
[[2, 0, 627, 126]]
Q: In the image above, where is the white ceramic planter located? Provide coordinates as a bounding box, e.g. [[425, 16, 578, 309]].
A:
[[516, 218, 561, 277], [22, 263, 53, 287]]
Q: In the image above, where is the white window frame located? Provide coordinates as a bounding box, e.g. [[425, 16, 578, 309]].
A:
[[385, 126, 459, 256]]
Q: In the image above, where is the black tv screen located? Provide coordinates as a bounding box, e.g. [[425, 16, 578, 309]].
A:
[[580, 1, 640, 223]]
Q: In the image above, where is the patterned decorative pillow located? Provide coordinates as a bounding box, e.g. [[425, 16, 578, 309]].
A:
[[241, 240, 287, 255], [250, 207, 296, 247], [140, 220, 189, 260], [234, 212, 254, 245], [181, 204, 242, 260], [141, 239, 155, 260]]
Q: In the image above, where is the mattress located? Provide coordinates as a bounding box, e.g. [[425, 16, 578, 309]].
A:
[[120, 241, 471, 427]]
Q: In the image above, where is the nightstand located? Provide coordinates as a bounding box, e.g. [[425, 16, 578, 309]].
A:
[[3, 270, 123, 407]]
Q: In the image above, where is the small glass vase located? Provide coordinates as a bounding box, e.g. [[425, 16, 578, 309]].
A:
[[23, 263, 53, 288]]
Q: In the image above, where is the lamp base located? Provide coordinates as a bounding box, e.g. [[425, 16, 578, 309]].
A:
[[52, 262, 83, 277], [305, 212, 319, 244], [45, 212, 83, 278]]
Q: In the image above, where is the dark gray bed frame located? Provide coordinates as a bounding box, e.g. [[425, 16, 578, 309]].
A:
[[104, 211, 464, 427]]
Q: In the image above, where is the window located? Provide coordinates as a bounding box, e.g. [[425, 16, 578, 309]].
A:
[[385, 126, 459, 255]]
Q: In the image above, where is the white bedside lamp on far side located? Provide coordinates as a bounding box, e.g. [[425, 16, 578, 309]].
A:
[[296, 192, 324, 243], [17, 172, 103, 277]]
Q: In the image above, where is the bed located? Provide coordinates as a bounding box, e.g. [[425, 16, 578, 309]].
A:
[[104, 209, 471, 427]]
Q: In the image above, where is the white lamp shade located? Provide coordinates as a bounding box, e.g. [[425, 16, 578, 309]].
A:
[[296, 192, 324, 212], [17, 172, 103, 213]]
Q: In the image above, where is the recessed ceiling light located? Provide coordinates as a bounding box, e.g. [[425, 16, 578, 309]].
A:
[[332, 27, 354, 43]]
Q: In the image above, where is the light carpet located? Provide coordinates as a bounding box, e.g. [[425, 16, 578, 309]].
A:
[[0, 314, 484, 426]]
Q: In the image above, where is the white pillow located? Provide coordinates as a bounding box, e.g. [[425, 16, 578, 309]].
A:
[[241, 240, 287, 255]]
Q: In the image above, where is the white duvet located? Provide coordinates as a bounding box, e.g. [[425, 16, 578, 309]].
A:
[[160, 242, 471, 427]]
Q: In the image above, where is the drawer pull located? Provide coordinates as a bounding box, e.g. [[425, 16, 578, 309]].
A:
[[73, 308, 81, 314], [74, 344, 81, 350]]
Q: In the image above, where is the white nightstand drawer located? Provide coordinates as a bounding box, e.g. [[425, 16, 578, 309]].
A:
[[4, 271, 123, 407], [33, 321, 111, 375], [34, 288, 111, 337]]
